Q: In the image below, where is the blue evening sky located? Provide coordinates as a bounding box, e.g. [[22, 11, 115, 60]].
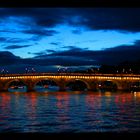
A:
[[0, 8, 140, 72], [1, 22, 140, 58]]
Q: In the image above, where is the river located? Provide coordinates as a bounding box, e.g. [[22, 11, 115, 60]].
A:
[[0, 90, 140, 133]]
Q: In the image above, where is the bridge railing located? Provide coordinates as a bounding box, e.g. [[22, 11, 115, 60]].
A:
[[0, 73, 140, 77]]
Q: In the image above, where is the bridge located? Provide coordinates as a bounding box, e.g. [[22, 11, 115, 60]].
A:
[[0, 73, 140, 92]]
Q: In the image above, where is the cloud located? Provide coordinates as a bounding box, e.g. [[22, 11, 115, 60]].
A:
[[30, 56, 96, 66], [61, 45, 86, 50], [0, 51, 21, 65], [1, 39, 140, 73], [45, 46, 90, 57], [4, 45, 31, 49], [32, 51, 47, 56], [7, 38, 27, 43], [50, 42, 60, 45], [94, 40, 140, 64], [67, 8, 140, 32], [0, 37, 7, 42], [0, 29, 15, 33], [0, 49, 97, 68], [46, 49, 57, 53], [23, 29, 58, 36], [1, 8, 140, 32], [22, 29, 59, 41], [0, 8, 64, 28], [0, 51, 20, 58], [33, 40, 140, 65], [30, 49, 57, 56], [0, 37, 28, 43], [72, 29, 82, 34]]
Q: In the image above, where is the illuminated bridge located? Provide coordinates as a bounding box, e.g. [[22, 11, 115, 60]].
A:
[[0, 73, 140, 92]]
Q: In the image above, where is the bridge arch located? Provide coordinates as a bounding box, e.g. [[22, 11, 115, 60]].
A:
[[129, 81, 140, 91], [65, 79, 90, 91], [97, 80, 118, 91], [33, 78, 59, 86], [4, 79, 27, 91], [33, 78, 60, 91]]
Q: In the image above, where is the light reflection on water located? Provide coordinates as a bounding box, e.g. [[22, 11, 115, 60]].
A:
[[0, 90, 140, 133]]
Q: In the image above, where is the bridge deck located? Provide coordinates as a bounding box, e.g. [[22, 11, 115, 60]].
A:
[[0, 73, 140, 80]]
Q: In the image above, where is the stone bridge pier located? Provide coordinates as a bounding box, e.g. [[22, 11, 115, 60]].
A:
[[24, 80, 35, 92]]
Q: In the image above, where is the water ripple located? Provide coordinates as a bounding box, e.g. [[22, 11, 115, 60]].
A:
[[0, 91, 140, 133]]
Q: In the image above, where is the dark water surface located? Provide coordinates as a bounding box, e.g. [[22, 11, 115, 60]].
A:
[[0, 91, 140, 133]]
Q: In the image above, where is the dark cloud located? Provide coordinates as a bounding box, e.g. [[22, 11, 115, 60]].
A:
[[32, 51, 47, 56], [1, 39, 140, 72], [31, 49, 56, 56], [50, 42, 60, 45], [29, 56, 95, 66], [7, 38, 27, 43], [72, 29, 82, 34], [23, 29, 58, 37], [0, 49, 96, 68], [0, 29, 15, 33], [46, 49, 57, 53], [4, 45, 31, 49], [0, 37, 7, 42], [0, 8, 65, 28], [1, 42, 140, 68], [4, 37, 28, 43], [96, 40, 140, 64], [0, 51, 20, 65], [61, 46, 84, 50], [34, 46, 89, 59], [67, 8, 140, 32], [33, 40, 140, 65], [22, 29, 59, 41], [0, 51, 20, 59], [45, 46, 90, 57], [0, 37, 28, 44], [1, 8, 140, 32], [105, 40, 140, 52]]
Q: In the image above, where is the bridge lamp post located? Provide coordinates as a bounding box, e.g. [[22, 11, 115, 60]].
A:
[[65, 67, 68, 73], [91, 69, 95, 73], [27, 69, 30, 73], [129, 68, 133, 74], [1, 69, 7, 74], [25, 68, 28, 74], [122, 68, 125, 74], [32, 68, 35, 73], [1, 69, 4, 73], [57, 68, 60, 73], [97, 68, 100, 74]]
